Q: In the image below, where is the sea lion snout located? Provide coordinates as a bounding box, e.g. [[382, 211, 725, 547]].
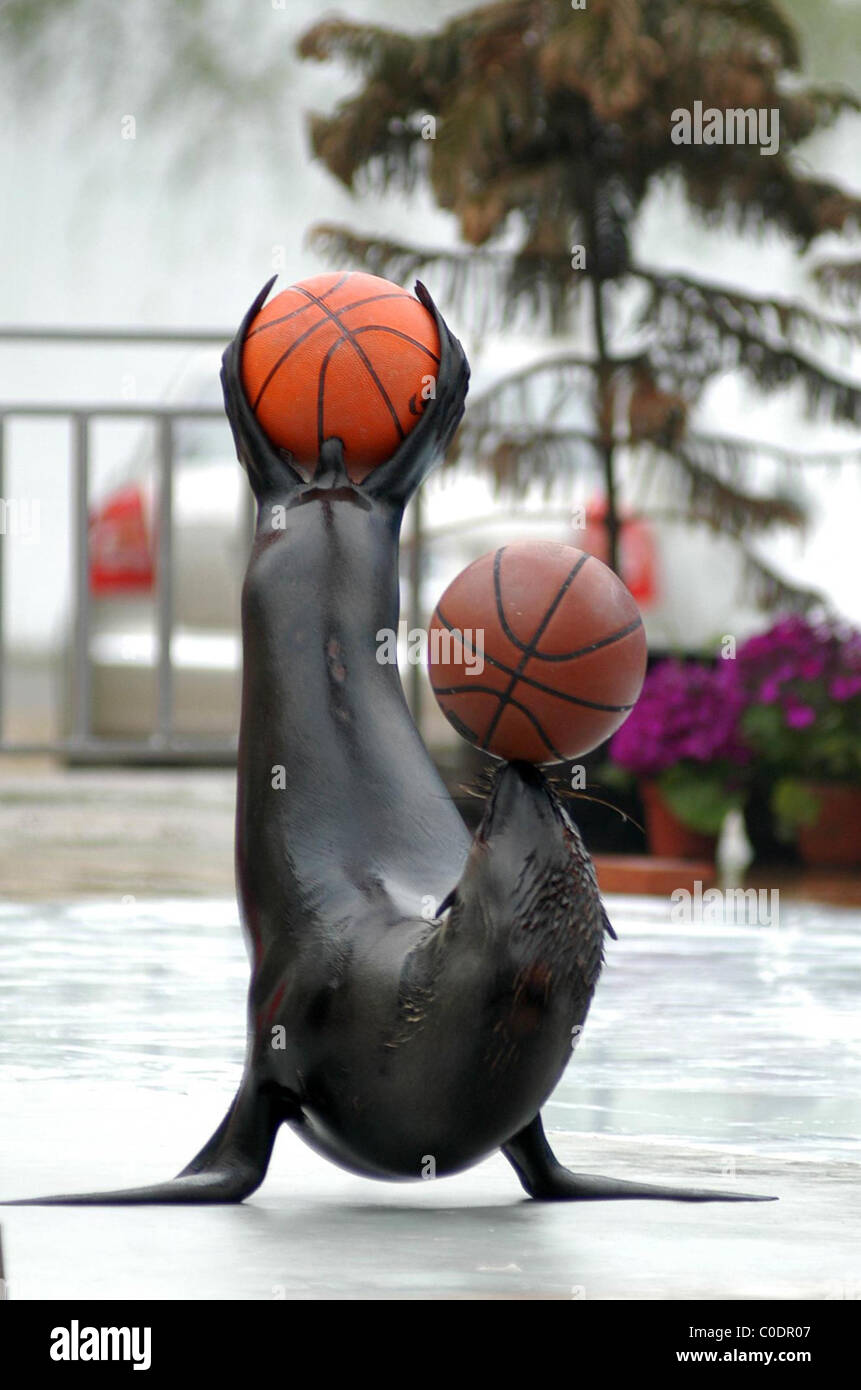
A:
[[444, 762, 582, 928], [446, 761, 607, 1002], [477, 760, 564, 852]]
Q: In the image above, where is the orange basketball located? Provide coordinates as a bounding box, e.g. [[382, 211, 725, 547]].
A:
[[240, 271, 441, 482], [428, 541, 647, 765]]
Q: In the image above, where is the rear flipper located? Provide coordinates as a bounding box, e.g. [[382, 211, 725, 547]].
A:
[[503, 1114, 776, 1203], [3, 1074, 290, 1206]]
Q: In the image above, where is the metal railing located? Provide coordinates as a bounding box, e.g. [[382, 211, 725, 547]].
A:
[[0, 324, 246, 761], [0, 326, 579, 762]]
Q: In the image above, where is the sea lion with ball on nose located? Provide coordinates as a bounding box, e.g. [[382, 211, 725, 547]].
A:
[[6, 274, 772, 1205]]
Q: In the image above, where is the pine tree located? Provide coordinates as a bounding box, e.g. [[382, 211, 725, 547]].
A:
[[298, 0, 861, 607]]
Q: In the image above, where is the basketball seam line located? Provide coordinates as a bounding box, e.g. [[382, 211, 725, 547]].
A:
[[247, 284, 440, 439], [433, 608, 637, 711], [523, 614, 644, 662], [479, 550, 590, 749], [437, 607, 643, 667], [433, 608, 640, 712], [250, 313, 344, 412], [430, 683, 566, 761], [248, 291, 442, 361], [351, 324, 441, 361], [246, 284, 401, 340], [244, 271, 353, 340], [249, 309, 442, 422], [252, 297, 441, 368], [317, 337, 347, 456], [291, 286, 421, 445]]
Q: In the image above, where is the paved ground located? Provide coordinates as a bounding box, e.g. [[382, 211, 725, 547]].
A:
[[3, 762, 860, 904], [0, 766, 859, 1301], [0, 764, 236, 897], [2, 1088, 856, 1301]]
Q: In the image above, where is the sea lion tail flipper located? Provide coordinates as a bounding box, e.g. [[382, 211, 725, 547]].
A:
[[502, 1114, 777, 1204], [3, 1075, 289, 1206]]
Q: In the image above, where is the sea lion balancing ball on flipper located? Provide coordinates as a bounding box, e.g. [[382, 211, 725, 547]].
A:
[[3, 280, 772, 1209], [240, 271, 441, 482], [428, 541, 648, 764]]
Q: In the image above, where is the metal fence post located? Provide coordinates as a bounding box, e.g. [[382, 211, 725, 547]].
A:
[[72, 414, 92, 743], [0, 373, 241, 758], [155, 415, 174, 744], [0, 416, 5, 743]]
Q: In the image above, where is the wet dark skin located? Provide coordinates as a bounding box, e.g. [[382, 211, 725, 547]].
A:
[[5, 280, 773, 1205]]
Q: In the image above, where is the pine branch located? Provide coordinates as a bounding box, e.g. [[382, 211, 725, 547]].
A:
[[296, 19, 420, 78], [651, 443, 807, 537], [293, 1, 861, 608], [305, 94, 429, 193], [695, 0, 802, 70], [467, 351, 638, 411], [683, 431, 861, 471], [308, 225, 479, 286], [455, 358, 599, 473], [306, 224, 584, 333], [675, 154, 861, 248], [717, 326, 861, 426], [811, 258, 861, 310], [639, 275, 861, 424], [448, 423, 602, 494], [795, 84, 861, 126], [297, 20, 465, 196], [738, 548, 823, 613], [634, 265, 861, 352]]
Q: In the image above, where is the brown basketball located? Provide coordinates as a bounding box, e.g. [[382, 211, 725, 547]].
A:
[[427, 541, 647, 765], [241, 271, 441, 482]]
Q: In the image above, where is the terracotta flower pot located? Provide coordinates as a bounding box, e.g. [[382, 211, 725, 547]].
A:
[[796, 782, 861, 868], [640, 780, 717, 860]]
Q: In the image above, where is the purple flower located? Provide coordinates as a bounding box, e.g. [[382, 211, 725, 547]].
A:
[[737, 615, 861, 706], [830, 675, 861, 702], [610, 658, 746, 775], [784, 703, 816, 729], [611, 615, 860, 782], [799, 656, 825, 681]]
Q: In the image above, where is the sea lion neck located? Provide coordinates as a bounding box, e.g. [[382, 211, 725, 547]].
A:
[[234, 489, 469, 937]]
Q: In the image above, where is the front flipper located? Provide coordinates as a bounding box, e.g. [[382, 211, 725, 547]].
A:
[[3, 1074, 291, 1206], [220, 277, 309, 501], [220, 276, 469, 508], [502, 1114, 776, 1203]]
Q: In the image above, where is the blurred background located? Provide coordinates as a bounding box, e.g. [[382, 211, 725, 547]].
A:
[[1, 1, 860, 1302], [0, 0, 859, 877]]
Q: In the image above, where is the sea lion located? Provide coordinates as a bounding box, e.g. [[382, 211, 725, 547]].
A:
[[6, 278, 771, 1204]]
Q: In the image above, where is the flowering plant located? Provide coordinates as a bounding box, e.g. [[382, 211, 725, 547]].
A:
[[609, 659, 749, 834], [734, 615, 861, 830]]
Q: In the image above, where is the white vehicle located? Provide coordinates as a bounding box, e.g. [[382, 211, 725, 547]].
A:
[[64, 368, 248, 751]]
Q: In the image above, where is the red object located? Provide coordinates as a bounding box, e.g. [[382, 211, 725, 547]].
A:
[[241, 271, 440, 482], [593, 854, 716, 895], [427, 541, 647, 765], [639, 780, 717, 860], [580, 499, 658, 606], [89, 484, 154, 595], [797, 783, 861, 868]]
